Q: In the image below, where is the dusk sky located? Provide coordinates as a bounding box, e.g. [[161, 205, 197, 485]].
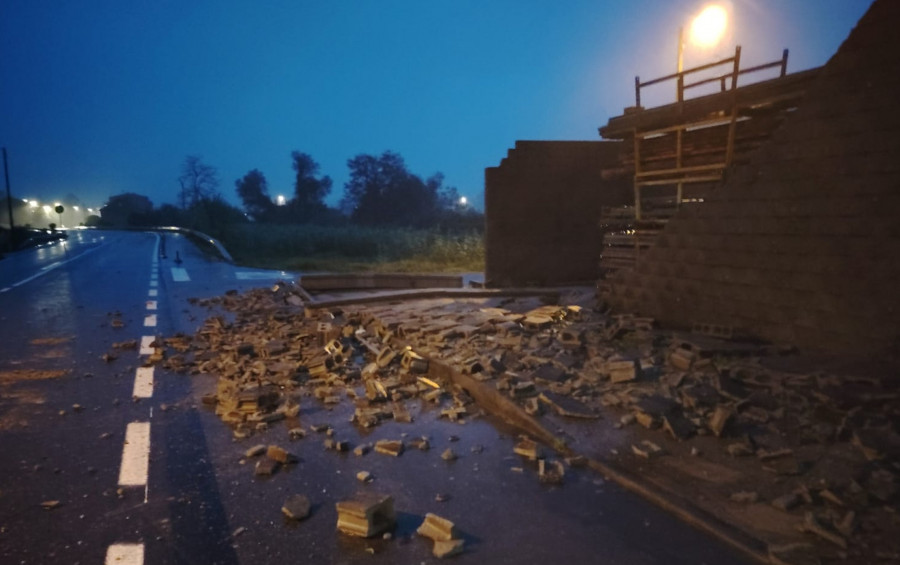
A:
[[0, 0, 874, 213]]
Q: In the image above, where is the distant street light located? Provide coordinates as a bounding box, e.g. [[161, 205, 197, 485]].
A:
[[459, 196, 467, 206], [276, 194, 286, 206]]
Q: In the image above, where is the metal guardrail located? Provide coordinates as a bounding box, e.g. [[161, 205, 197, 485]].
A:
[[156, 226, 234, 263]]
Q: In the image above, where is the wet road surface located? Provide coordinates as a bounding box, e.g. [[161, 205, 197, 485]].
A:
[[0, 230, 752, 564]]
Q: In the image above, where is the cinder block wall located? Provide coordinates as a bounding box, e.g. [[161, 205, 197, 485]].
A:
[[607, 0, 900, 355], [485, 141, 628, 287]]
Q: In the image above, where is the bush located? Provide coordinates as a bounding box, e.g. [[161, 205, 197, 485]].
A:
[[218, 223, 484, 272]]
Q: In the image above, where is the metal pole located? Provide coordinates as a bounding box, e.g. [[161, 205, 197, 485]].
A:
[[3, 148, 14, 252]]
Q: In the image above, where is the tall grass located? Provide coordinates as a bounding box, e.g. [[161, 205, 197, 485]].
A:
[[219, 223, 484, 273]]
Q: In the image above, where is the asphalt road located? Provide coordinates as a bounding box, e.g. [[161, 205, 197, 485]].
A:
[[0, 230, 752, 565]]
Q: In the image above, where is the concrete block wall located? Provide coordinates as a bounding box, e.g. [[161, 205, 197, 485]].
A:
[[484, 141, 629, 287], [606, 0, 900, 355]]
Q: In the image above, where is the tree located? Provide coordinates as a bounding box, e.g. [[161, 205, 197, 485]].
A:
[[100, 193, 154, 227], [340, 151, 448, 228], [235, 169, 274, 221], [178, 155, 219, 209], [183, 195, 246, 239], [290, 151, 332, 222], [150, 203, 184, 226]]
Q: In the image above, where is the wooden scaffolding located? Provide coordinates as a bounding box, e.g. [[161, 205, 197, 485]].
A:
[[598, 47, 817, 273]]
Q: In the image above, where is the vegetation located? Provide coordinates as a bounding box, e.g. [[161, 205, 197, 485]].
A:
[[98, 149, 485, 272], [178, 155, 219, 209], [340, 151, 460, 228], [218, 223, 484, 273]]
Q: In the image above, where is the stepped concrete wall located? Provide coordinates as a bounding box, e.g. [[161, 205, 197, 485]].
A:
[[485, 140, 629, 287]]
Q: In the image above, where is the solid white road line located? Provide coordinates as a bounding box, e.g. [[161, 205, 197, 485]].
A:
[[148, 289, 157, 297], [105, 543, 144, 565], [118, 422, 150, 486], [145, 300, 157, 310], [171, 267, 190, 282], [143, 314, 157, 327], [133, 367, 154, 398], [139, 336, 155, 355]]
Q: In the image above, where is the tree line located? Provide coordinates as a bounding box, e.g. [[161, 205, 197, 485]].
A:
[[100, 151, 482, 237]]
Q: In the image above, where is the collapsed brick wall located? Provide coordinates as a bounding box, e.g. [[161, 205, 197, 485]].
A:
[[606, 0, 900, 355], [485, 141, 629, 287]]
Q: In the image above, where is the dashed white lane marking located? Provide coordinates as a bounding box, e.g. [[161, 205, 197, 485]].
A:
[[105, 543, 144, 565], [133, 367, 154, 398], [139, 336, 155, 355], [171, 267, 190, 282], [143, 314, 157, 327], [105, 235, 159, 563], [118, 422, 151, 486]]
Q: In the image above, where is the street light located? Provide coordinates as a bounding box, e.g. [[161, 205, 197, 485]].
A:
[[459, 196, 467, 207], [678, 3, 729, 72], [690, 5, 728, 47]]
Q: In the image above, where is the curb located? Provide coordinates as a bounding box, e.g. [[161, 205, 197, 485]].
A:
[[303, 287, 561, 311]]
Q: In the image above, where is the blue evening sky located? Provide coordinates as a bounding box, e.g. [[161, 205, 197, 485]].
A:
[[0, 0, 874, 212]]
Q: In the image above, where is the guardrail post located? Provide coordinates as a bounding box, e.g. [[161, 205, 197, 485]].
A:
[[780, 48, 789, 77]]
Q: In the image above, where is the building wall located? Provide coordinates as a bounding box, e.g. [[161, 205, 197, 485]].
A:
[[606, 0, 900, 355], [485, 140, 629, 287]]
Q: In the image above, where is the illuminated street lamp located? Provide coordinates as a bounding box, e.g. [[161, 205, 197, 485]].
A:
[[678, 4, 729, 71], [459, 196, 468, 207], [276, 194, 286, 206]]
